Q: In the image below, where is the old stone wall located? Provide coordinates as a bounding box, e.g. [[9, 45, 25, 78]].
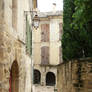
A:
[[0, 0, 32, 92], [25, 55, 32, 92], [57, 58, 92, 92], [0, 32, 26, 92]]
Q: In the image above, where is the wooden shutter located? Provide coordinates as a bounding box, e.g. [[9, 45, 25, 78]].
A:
[[41, 24, 49, 42], [41, 46, 49, 65], [59, 23, 62, 40]]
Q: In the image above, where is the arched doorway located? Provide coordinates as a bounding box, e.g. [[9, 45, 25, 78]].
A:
[[33, 69, 41, 84], [46, 72, 56, 86], [9, 60, 19, 92]]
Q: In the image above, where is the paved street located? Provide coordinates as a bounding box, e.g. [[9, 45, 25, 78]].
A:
[[33, 85, 54, 92]]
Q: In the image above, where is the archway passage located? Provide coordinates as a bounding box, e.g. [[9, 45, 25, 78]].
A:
[[33, 69, 41, 84], [46, 72, 56, 86], [9, 60, 19, 92]]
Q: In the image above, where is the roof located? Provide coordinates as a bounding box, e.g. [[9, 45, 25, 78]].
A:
[[37, 11, 63, 18]]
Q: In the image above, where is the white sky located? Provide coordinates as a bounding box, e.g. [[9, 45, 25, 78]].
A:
[[38, 0, 63, 12]]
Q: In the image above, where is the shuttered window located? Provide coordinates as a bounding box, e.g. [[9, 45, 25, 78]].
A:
[[41, 24, 49, 42], [41, 46, 49, 65], [59, 23, 62, 40]]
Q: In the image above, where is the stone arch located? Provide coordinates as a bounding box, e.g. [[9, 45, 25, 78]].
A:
[[9, 60, 19, 92], [46, 72, 56, 86], [33, 69, 41, 84]]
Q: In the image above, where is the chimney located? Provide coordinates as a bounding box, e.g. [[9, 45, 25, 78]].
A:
[[52, 3, 56, 12]]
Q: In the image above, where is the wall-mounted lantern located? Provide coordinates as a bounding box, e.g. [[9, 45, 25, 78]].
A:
[[24, 10, 40, 29], [32, 14, 40, 29]]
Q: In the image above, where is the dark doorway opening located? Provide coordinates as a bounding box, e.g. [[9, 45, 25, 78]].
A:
[[9, 60, 19, 92], [33, 69, 41, 84], [46, 72, 56, 86]]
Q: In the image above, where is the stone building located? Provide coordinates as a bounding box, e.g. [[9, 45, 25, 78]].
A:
[[32, 10, 63, 92], [0, 0, 37, 92], [57, 58, 92, 92]]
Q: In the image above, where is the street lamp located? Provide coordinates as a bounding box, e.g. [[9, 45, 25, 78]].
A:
[[32, 14, 40, 29], [24, 10, 40, 29]]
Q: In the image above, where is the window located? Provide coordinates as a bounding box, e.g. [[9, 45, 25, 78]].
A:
[[46, 72, 56, 86], [33, 69, 41, 84], [41, 24, 50, 42], [41, 46, 49, 65]]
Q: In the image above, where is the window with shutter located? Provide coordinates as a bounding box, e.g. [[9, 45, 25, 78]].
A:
[[59, 23, 62, 40], [41, 24, 49, 42], [41, 46, 49, 65]]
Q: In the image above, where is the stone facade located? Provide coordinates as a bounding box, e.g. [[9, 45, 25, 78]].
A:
[[0, 0, 34, 92], [57, 58, 92, 92], [32, 11, 63, 92]]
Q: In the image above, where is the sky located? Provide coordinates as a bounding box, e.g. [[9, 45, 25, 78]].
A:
[[38, 0, 63, 12]]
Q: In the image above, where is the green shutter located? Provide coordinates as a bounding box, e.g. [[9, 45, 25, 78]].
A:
[[26, 16, 32, 55]]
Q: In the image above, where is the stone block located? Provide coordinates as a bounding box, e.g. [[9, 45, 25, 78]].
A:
[[0, 65, 4, 81]]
